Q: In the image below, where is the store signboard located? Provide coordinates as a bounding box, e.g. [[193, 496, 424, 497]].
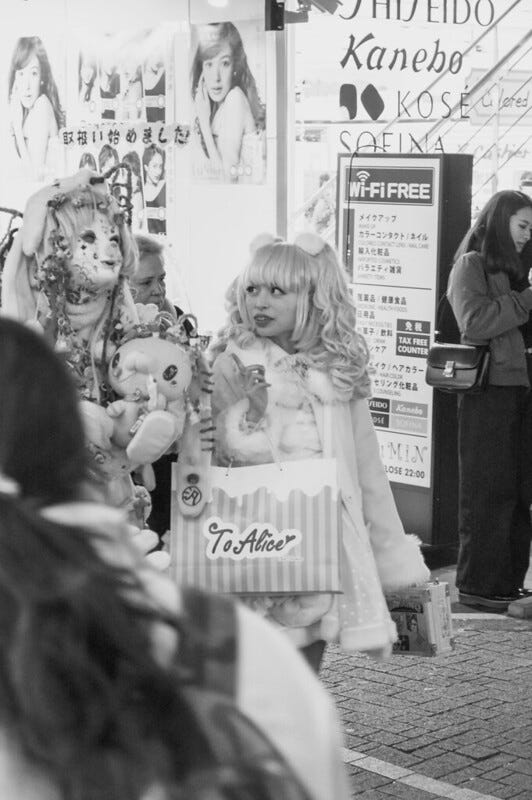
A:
[[337, 153, 441, 489], [293, 3, 532, 236], [467, 69, 532, 125]]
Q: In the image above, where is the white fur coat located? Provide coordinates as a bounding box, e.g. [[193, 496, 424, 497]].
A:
[[211, 339, 429, 654], [213, 338, 429, 591]]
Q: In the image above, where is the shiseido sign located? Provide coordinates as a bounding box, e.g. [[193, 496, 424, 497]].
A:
[[345, 166, 435, 204]]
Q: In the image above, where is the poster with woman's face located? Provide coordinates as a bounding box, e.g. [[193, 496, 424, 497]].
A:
[[0, 31, 66, 208], [67, 27, 174, 128], [189, 19, 267, 185], [65, 26, 176, 237]]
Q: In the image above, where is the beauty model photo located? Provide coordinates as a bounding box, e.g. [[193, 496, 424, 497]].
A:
[[8, 36, 64, 182], [191, 22, 266, 184]]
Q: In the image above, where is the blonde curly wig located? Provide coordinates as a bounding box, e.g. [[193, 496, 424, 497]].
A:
[[214, 238, 371, 400]]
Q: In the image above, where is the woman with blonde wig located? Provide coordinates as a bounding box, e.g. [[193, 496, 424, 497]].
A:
[[211, 233, 429, 671]]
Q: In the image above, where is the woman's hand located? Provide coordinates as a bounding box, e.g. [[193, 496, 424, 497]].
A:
[[9, 85, 23, 135], [195, 74, 211, 131], [231, 353, 269, 425]]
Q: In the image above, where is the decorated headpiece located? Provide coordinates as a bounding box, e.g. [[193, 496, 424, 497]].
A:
[[47, 161, 132, 230], [0, 174, 104, 320], [116, 311, 211, 353], [118, 311, 190, 345]]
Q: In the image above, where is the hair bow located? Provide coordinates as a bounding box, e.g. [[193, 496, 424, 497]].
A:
[[248, 232, 283, 253], [293, 232, 326, 256], [249, 231, 326, 257]]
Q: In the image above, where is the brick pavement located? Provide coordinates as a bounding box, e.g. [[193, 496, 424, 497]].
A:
[[322, 568, 532, 800]]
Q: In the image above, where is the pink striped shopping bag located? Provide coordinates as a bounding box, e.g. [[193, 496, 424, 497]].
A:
[[170, 458, 341, 594]]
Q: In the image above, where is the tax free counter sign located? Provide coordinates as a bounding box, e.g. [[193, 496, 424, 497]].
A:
[[345, 166, 434, 205]]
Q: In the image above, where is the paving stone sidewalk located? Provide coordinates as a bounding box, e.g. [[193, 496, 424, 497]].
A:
[[322, 571, 532, 800]]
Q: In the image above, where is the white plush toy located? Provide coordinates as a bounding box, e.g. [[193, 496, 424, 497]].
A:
[[106, 324, 193, 467], [79, 314, 195, 477]]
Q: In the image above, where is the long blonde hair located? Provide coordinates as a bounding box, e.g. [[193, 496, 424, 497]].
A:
[[216, 239, 371, 400]]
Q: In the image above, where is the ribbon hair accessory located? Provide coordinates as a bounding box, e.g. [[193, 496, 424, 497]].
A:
[[249, 231, 326, 257]]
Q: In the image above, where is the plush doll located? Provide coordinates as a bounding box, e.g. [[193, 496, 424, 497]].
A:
[[106, 320, 194, 467], [80, 311, 214, 512]]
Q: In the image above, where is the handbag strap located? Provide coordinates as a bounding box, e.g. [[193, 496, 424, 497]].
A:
[[434, 292, 460, 344], [436, 260, 491, 344]]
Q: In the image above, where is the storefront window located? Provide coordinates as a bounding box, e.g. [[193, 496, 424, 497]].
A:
[[290, 0, 532, 241]]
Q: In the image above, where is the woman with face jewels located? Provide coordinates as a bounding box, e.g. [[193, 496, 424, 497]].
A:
[[448, 190, 532, 611], [0, 169, 141, 515]]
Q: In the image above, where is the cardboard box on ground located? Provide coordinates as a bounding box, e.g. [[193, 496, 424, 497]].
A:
[[385, 581, 454, 656]]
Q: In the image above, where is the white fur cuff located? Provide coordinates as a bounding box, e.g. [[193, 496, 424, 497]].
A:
[[374, 534, 430, 590], [216, 399, 273, 462]]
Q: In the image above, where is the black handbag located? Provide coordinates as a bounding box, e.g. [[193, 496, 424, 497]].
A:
[[425, 287, 490, 394], [425, 342, 490, 393]]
